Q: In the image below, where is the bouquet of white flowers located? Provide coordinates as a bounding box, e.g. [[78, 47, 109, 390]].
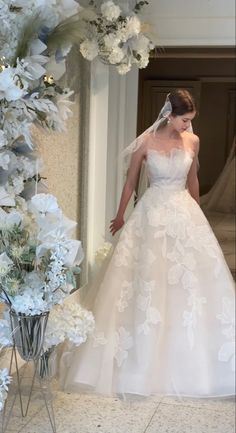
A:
[[78, 0, 153, 74]]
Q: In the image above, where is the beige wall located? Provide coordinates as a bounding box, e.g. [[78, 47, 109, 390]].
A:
[[33, 102, 80, 236]]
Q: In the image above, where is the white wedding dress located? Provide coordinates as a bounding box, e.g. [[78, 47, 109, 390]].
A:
[[60, 147, 235, 398]]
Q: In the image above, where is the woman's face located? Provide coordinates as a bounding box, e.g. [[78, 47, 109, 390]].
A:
[[169, 111, 196, 133]]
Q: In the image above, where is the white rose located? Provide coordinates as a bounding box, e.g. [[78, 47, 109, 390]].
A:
[[101, 1, 121, 21], [131, 34, 151, 52], [103, 33, 120, 50], [116, 63, 132, 75], [108, 47, 125, 64], [80, 39, 99, 61], [137, 54, 149, 69], [125, 15, 141, 38]]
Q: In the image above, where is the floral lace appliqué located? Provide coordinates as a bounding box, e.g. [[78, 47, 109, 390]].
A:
[[116, 280, 134, 312], [183, 291, 207, 349], [92, 331, 108, 348], [114, 327, 134, 367], [136, 279, 162, 335], [217, 297, 235, 371]]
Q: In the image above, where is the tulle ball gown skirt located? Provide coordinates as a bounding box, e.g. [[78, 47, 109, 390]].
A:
[[60, 186, 235, 398]]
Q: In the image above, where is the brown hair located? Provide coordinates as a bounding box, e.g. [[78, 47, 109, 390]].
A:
[[169, 89, 196, 116]]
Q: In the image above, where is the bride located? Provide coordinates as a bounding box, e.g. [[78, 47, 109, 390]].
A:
[[60, 89, 235, 398]]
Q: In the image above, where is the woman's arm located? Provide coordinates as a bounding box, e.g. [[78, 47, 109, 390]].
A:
[[187, 136, 200, 204], [110, 145, 146, 236]]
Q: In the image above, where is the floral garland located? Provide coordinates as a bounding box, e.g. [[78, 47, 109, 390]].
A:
[[0, 0, 84, 410], [0, 0, 153, 409]]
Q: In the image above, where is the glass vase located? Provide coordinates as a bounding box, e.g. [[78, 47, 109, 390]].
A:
[[37, 346, 57, 379], [9, 310, 49, 361]]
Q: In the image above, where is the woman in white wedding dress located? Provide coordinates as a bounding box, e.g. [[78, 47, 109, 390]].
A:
[[60, 89, 235, 398]]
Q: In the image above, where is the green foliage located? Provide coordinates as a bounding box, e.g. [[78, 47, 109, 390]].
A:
[[12, 13, 44, 64], [46, 13, 92, 56]]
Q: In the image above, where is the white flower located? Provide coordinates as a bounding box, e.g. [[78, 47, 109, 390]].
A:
[[125, 15, 141, 38], [0, 368, 11, 391], [59, 239, 84, 267], [11, 289, 49, 315], [29, 193, 60, 217], [0, 152, 10, 170], [131, 34, 151, 52], [101, 1, 121, 21], [53, 0, 79, 20], [116, 63, 131, 75], [7, 174, 25, 195], [103, 34, 120, 50], [24, 271, 45, 290], [80, 39, 99, 61], [0, 186, 15, 207], [137, 54, 149, 69], [0, 67, 27, 101], [0, 319, 12, 347], [108, 47, 125, 65], [44, 302, 95, 350], [0, 253, 13, 277], [0, 131, 7, 149], [18, 156, 43, 180]]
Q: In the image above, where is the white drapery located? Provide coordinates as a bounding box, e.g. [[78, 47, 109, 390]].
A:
[[200, 138, 235, 213]]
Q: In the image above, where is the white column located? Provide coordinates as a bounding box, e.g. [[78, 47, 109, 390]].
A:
[[87, 60, 109, 273], [86, 62, 139, 273], [105, 66, 139, 241]]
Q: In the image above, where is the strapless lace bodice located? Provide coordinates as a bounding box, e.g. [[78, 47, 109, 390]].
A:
[[146, 147, 194, 190]]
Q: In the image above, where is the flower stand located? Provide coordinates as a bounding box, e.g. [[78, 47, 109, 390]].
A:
[[1, 312, 56, 433]]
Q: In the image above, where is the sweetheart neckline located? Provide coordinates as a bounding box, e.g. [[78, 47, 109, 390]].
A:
[[146, 147, 194, 159]]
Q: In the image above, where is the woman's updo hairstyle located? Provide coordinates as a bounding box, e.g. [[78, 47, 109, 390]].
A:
[[169, 89, 196, 116]]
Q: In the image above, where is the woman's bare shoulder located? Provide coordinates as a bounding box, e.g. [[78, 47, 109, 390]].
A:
[[184, 131, 199, 151]]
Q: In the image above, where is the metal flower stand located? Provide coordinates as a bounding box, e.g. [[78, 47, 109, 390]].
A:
[[1, 311, 56, 433]]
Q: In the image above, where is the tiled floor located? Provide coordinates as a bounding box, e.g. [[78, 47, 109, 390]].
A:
[[1, 380, 235, 433]]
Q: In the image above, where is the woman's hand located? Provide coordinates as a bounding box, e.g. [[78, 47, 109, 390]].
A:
[[109, 216, 124, 236]]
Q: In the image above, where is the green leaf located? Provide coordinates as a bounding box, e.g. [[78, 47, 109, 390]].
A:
[[12, 13, 44, 64]]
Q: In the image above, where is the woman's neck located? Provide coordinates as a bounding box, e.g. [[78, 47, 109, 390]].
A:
[[159, 123, 181, 140]]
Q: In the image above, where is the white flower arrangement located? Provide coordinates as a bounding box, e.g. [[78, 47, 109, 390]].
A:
[[0, 301, 95, 354], [0, 193, 84, 315], [78, 0, 154, 74], [44, 302, 95, 350]]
